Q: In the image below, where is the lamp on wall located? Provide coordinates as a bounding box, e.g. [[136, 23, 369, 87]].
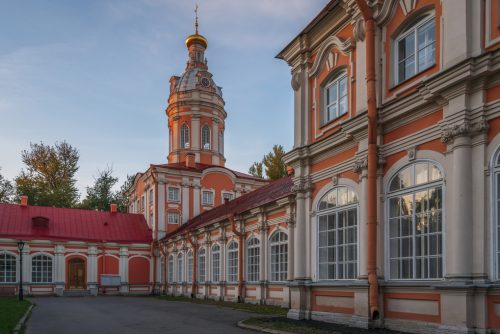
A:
[[17, 240, 25, 301]]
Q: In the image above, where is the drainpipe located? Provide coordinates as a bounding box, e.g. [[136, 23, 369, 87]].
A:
[[185, 232, 197, 298], [159, 241, 168, 294], [229, 215, 245, 302], [355, 0, 379, 320]]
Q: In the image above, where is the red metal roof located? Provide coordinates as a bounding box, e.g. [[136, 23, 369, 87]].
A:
[[152, 162, 267, 182], [0, 204, 152, 244], [164, 176, 293, 239]]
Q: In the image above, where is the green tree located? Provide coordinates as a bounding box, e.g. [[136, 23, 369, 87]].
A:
[[115, 174, 135, 213], [248, 161, 263, 178], [262, 145, 287, 180], [15, 141, 80, 207], [0, 168, 15, 203], [79, 167, 118, 211]]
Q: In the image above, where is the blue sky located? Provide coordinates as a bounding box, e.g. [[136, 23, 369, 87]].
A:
[[0, 0, 328, 195]]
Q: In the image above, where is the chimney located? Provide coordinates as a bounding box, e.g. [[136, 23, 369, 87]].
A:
[[286, 165, 294, 176], [110, 203, 117, 213], [20, 196, 28, 207], [185, 153, 196, 168]]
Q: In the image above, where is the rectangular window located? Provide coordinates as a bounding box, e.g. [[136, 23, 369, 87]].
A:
[[0, 253, 16, 283], [247, 245, 260, 282], [396, 18, 435, 84], [198, 252, 206, 283], [227, 248, 238, 283], [323, 74, 348, 125], [167, 212, 179, 224], [168, 187, 180, 202], [212, 250, 220, 282], [202, 191, 214, 206], [149, 189, 153, 204], [222, 192, 234, 202]]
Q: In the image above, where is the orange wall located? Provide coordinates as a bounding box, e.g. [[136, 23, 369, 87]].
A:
[[383, 110, 443, 143], [128, 257, 150, 285], [200, 172, 234, 209]]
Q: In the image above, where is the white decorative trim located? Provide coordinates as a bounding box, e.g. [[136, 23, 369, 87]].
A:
[[308, 36, 353, 78]]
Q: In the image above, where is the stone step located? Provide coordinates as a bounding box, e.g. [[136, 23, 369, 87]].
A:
[[63, 289, 91, 297]]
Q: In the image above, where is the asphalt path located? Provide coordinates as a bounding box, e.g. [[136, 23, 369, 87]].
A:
[[26, 296, 257, 334]]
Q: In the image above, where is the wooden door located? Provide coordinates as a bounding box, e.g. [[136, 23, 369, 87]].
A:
[[68, 258, 85, 289]]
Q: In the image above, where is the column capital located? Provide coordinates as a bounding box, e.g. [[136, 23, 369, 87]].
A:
[[441, 117, 489, 144]]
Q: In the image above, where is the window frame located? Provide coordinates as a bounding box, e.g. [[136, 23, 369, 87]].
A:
[[31, 253, 53, 284], [197, 248, 206, 283], [227, 241, 238, 283], [177, 253, 184, 283], [211, 245, 220, 283], [394, 14, 436, 85], [167, 255, 174, 283], [246, 237, 260, 282], [385, 160, 445, 281], [321, 71, 348, 127], [167, 212, 180, 225], [0, 252, 17, 283], [167, 186, 180, 202], [202, 190, 214, 206], [269, 232, 288, 282], [201, 124, 211, 150], [222, 192, 234, 203], [180, 123, 190, 149]]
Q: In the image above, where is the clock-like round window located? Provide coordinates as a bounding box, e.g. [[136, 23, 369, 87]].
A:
[[201, 77, 210, 88]]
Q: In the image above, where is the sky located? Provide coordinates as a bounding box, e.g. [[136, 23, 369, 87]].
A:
[[0, 0, 328, 197]]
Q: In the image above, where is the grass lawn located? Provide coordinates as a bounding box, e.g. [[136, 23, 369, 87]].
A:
[[242, 317, 404, 334], [0, 297, 31, 334], [157, 295, 288, 316]]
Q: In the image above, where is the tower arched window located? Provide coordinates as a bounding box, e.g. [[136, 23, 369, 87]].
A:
[[180, 124, 190, 149], [269, 232, 288, 282], [202, 125, 211, 150], [387, 161, 443, 280], [317, 186, 358, 280], [246, 238, 260, 282]]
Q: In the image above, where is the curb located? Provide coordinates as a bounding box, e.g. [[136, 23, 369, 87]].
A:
[[13, 303, 34, 334], [237, 320, 297, 334]]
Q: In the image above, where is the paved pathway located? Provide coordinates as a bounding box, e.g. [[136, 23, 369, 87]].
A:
[[26, 296, 257, 334]]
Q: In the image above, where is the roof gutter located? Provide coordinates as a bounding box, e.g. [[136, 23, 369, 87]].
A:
[[355, 0, 380, 321]]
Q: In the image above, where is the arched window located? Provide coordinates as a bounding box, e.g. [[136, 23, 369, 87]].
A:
[[160, 256, 165, 284], [322, 71, 348, 125], [387, 161, 443, 280], [167, 255, 174, 283], [198, 248, 206, 283], [211, 245, 220, 283], [32, 254, 52, 283], [269, 232, 288, 282], [227, 241, 238, 283], [187, 250, 193, 283], [317, 186, 358, 280], [246, 238, 260, 282], [202, 125, 211, 150], [177, 253, 184, 282], [493, 150, 500, 279], [395, 13, 436, 84], [219, 130, 224, 155], [0, 253, 16, 283], [180, 124, 190, 149]]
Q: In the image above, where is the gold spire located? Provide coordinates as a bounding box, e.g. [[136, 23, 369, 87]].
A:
[[185, 4, 208, 48]]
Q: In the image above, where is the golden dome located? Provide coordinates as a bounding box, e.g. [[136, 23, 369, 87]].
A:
[[185, 33, 208, 49]]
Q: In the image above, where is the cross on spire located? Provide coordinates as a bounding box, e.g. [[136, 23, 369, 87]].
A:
[[194, 4, 199, 34]]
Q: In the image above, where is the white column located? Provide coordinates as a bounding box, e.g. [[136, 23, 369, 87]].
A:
[[88, 245, 98, 296], [212, 118, 219, 155], [193, 180, 201, 217], [21, 245, 30, 291], [119, 247, 129, 293], [158, 182, 166, 239], [259, 223, 267, 282], [181, 179, 190, 223], [192, 113, 201, 162], [54, 244, 65, 296]]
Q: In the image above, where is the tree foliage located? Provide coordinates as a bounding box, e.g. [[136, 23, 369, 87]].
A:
[[0, 168, 15, 204], [248, 145, 288, 180], [79, 167, 118, 211], [115, 174, 135, 213], [15, 141, 80, 207]]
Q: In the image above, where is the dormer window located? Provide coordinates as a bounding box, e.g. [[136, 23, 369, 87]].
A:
[[395, 14, 436, 84], [322, 72, 348, 126]]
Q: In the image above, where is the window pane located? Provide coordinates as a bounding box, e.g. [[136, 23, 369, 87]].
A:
[[339, 77, 347, 97], [339, 96, 347, 116], [398, 32, 415, 61]]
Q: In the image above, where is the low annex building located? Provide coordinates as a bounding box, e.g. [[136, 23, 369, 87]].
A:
[[0, 197, 152, 296]]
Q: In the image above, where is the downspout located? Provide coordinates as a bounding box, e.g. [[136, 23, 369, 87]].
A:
[[229, 215, 244, 302], [355, 0, 380, 320], [159, 241, 168, 294], [185, 232, 197, 298]]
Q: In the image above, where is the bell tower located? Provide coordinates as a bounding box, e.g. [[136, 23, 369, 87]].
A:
[[167, 6, 226, 167]]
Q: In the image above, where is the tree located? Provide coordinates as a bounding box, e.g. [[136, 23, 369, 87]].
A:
[[115, 174, 135, 213], [248, 145, 288, 180], [79, 167, 118, 211], [15, 141, 80, 207], [0, 168, 15, 203], [248, 162, 263, 178]]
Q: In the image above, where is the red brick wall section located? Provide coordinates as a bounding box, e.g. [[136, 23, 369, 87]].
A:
[[128, 257, 150, 285]]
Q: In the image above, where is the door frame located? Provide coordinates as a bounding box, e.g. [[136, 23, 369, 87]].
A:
[[66, 255, 87, 290]]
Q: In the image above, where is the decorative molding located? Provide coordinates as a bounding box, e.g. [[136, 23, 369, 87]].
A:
[[407, 146, 417, 161], [441, 118, 489, 143], [332, 174, 339, 186], [353, 158, 368, 174], [291, 72, 301, 91], [353, 18, 365, 42], [291, 178, 313, 194], [308, 36, 354, 78], [375, 0, 399, 25], [399, 0, 418, 16]]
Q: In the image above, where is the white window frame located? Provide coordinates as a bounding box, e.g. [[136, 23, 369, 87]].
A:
[[246, 237, 260, 282], [167, 212, 179, 225], [202, 190, 214, 206], [222, 191, 234, 203], [0, 252, 17, 283], [316, 186, 359, 281], [167, 255, 174, 283], [227, 241, 238, 283], [180, 123, 190, 149], [322, 71, 348, 126], [177, 253, 184, 283], [211, 245, 220, 283], [394, 14, 436, 85], [201, 124, 211, 150], [269, 232, 288, 282], [31, 253, 53, 284], [167, 186, 180, 202], [385, 160, 445, 281], [187, 250, 193, 283], [198, 248, 206, 283]]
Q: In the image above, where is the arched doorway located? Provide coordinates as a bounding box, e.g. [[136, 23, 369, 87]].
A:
[[67, 257, 86, 289]]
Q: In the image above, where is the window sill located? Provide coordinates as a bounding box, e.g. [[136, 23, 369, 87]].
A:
[[390, 63, 437, 92], [319, 113, 348, 130]]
